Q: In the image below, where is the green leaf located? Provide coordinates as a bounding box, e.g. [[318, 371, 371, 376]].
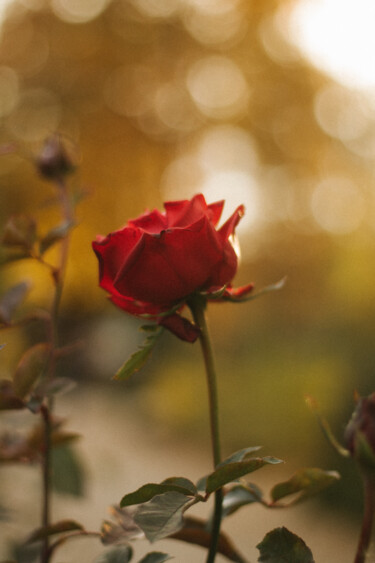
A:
[[13, 343, 50, 398], [39, 221, 75, 255], [218, 447, 263, 466], [222, 483, 264, 517], [27, 520, 84, 543], [138, 553, 173, 563], [134, 491, 192, 542], [1, 215, 37, 248], [206, 456, 283, 494], [0, 282, 31, 324], [101, 506, 143, 545], [113, 326, 163, 381], [51, 445, 85, 497], [94, 546, 134, 563], [121, 478, 197, 508], [271, 468, 340, 506], [257, 527, 315, 562]]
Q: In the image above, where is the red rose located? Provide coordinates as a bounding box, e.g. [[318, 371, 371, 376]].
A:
[[92, 194, 252, 341]]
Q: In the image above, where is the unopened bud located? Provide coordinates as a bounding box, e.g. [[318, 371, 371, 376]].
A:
[[344, 393, 375, 473], [36, 135, 75, 180]]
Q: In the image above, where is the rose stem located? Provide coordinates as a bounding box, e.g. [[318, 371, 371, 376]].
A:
[[189, 296, 222, 563], [354, 475, 375, 563], [41, 176, 73, 563]]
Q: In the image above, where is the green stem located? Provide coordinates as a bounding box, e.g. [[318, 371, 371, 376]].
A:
[[354, 475, 375, 563], [189, 296, 222, 563]]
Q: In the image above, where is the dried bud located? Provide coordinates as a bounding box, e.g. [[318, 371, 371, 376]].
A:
[[36, 135, 75, 180], [344, 393, 375, 473]]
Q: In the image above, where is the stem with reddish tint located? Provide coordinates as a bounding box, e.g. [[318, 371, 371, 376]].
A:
[[354, 475, 375, 563], [40, 404, 51, 563], [189, 296, 222, 563], [40, 177, 73, 563]]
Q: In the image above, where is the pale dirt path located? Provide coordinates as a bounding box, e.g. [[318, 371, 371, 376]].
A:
[[0, 386, 361, 562]]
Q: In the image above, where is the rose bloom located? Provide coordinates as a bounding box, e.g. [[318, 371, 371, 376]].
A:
[[92, 194, 252, 341]]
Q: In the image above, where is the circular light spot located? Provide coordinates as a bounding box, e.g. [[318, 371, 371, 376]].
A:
[[183, 7, 246, 46], [311, 177, 365, 234], [154, 82, 201, 132], [198, 125, 258, 172], [161, 156, 205, 198], [186, 56, 249, 119], [51, 0, 109, 23], [7, 88, 61, 142], [314, 84, 369, 141], [131, 0, 179, 19]]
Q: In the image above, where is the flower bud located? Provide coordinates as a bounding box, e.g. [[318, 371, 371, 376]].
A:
[[344, 393, 375, 473], [36, 135, 75, 180]]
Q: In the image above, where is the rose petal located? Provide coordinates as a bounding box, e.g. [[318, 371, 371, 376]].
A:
[[222, 284, 254, 299], [159, 313, 200, 342], [218, 205, 245, 241], [128, 209, 167, 234], [165, 194, 209, 228], [92, 228, 142, 294], [114, 216, 224, 304]]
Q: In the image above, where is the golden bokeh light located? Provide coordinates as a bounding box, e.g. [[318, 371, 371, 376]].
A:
[[51, 0, 109, 23], [186, 55, 249, 119], [311, 177, 365, 234]]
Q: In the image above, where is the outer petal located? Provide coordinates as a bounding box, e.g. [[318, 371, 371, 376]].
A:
[[218, 205, 245, 241], [92, 227, 142, 294], [165, 194, 209, 228], [159, 313, 200, 342]]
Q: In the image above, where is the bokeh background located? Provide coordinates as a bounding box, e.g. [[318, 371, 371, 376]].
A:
[[1, 0, 375, 561]]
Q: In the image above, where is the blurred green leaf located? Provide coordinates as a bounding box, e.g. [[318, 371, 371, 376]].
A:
[[222, 483, 264, 517], [0, 282, 31, 325], [94, 546, 133, 563], [51, 444, 85, 497], [114, 326, 163, 381], [101, 506, 143, 545], [257, 527, 315, 562], [1, 215, 36, 248], [206, 456, 283, 494], [121, 478, 197, 508], [27, 520, 84, 543], [13, 343, 50, 398], [271, 468, 340, 506], [138, 553, 173, 563], [39, 221, 75, 255], [134, 491, 192, 542]]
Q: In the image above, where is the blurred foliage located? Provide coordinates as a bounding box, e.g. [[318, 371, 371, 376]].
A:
[[0, 0, 375, 543]]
